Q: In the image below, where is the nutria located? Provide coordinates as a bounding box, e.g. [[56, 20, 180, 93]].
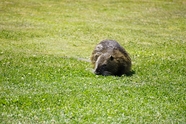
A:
[[91, 40, 131, 76]]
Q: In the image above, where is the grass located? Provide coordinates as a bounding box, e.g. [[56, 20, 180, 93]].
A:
[[0, 0, 186, 123]]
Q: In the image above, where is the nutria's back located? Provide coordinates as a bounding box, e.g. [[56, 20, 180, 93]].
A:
[[93, 40, 122, 53]]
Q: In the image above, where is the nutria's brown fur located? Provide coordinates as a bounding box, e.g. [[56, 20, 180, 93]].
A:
[[91, 40, 131, 76]]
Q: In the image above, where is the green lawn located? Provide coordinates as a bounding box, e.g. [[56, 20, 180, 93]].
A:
[[0, 0, 186, 123]]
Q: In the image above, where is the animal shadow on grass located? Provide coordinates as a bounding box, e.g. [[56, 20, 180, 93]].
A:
[[124, 70, 135, 77]]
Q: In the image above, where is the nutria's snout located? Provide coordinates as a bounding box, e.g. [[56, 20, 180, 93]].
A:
[[94, 70, 100, 75]]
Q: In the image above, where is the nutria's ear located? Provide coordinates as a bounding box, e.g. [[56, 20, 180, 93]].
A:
[[110, 55, 114, 60]]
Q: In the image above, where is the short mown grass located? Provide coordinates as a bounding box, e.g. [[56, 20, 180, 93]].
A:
[[0, 0, 186, 123]]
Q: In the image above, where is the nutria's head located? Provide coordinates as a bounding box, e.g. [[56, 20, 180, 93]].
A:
[[94, 53, 118, 76]]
